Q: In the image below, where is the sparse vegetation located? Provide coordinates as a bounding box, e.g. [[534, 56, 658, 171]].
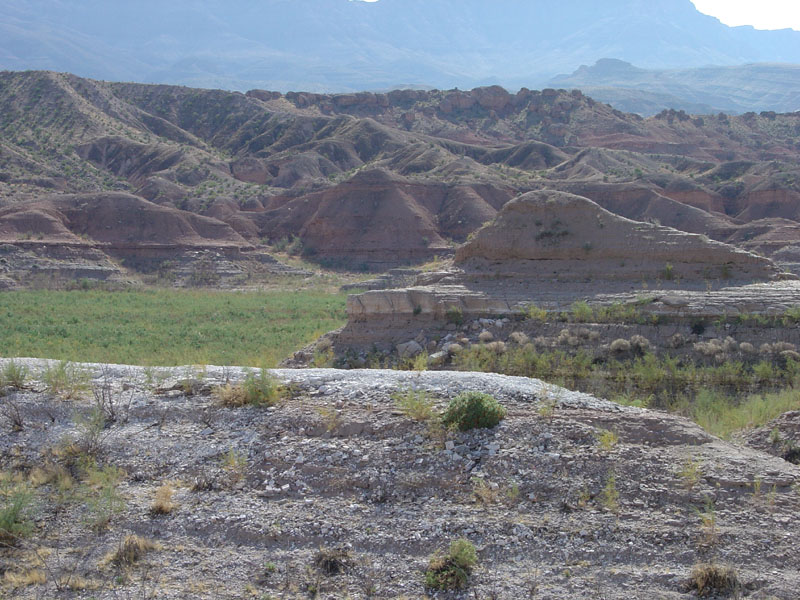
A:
[[393, 388, 437, 422], [441, 391, 506, 431], [150, 483, 177, 515]]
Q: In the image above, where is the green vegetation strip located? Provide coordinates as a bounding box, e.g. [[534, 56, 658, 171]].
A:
[[0, 289, 347, 367]]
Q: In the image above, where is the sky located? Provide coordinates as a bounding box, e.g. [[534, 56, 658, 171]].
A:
[[355, 0, 800, 32], [691, 1, 800, 30]]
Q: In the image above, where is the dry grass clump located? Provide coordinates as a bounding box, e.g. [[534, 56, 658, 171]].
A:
[[687, 563, 741, 597], [150, 482, 177, 515], [102, 535, 161, 568], [314, 546, 352, 575], [3, 568, 46, 587], [213, 369, 283, 408], [478, 330, 494, 343]]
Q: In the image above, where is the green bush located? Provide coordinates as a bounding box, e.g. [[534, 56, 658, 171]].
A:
[[441, 392, 506, 431], [425, 538, 478, 590]]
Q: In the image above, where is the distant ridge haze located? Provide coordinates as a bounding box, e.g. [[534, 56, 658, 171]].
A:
[[1, 0, 799, 112]]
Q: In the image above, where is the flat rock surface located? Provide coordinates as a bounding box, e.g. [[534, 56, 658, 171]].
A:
[[1, 359, 799, 599]]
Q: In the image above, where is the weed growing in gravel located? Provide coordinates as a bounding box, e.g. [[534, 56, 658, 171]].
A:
[[597, 429, 619, 451], [424, 538, 477, 590], [441, 392, 506, 431], [471, 477, 499, 505], [1, 359, 28, 389], [695, 499, 718, 548], [688, 563, 740, 597], [83, 464, 126, 531], [601, 470, 620, 513], [678, 457, 703, 490], [42, 360, 90, 399], [0, 481, 35, 544], [221, 448, 247, 485], [393, 388, 437, 422]]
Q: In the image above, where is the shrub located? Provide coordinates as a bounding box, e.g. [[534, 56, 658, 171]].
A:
[[688, 563, 740, 597], [570, 301, 594, 323], [478, 330, 494, 343], [424, 538, 477, 590], [610, 339, 631, 353], [441, 392, 506, 431]]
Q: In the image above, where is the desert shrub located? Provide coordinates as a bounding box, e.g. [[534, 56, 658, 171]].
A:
[[424, 538, 477, 590], [610, 339, 631, 353], [478, 330, 494, 343], [441, 392, 506, 431], [508, 331, 529, 346], [688, 563, 740, 597], [629, 335, 651, 354], [393, 388, 437, 422]]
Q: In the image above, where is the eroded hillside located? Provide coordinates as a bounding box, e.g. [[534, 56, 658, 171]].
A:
[[1, 71, 800, 284]]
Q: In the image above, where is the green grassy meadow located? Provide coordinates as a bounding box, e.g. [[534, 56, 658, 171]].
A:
[[0, 289, 347, 367]]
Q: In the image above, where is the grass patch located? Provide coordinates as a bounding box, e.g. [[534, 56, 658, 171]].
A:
[[0, 289, 347, 366]]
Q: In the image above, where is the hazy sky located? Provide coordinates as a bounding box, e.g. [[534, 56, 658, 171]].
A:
[[691, 1, 798, 30], [356, 0, 800, 32]]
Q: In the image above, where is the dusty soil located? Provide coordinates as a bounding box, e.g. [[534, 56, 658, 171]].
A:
[[1, 359, 798, 599]]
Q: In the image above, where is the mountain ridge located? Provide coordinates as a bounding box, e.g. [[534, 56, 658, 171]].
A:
[[2, 0, 800, 96]]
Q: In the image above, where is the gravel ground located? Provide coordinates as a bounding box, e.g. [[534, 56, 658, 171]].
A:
[[1, 359, 799, 599]]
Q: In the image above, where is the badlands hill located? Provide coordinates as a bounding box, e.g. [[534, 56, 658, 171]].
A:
[[1, 71, 800, 285]]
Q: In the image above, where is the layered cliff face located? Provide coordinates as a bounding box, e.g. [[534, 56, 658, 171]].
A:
[[455, 190, 780, 283]]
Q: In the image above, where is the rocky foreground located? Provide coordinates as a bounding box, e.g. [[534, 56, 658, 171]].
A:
[[1, 359, 798, 599]]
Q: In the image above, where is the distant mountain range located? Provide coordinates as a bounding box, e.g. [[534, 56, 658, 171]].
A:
[[550, 59, 800, 115], [1, 0, 800, 109]]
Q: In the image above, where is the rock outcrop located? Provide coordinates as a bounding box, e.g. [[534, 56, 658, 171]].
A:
[[455, 190, 780, 282]]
